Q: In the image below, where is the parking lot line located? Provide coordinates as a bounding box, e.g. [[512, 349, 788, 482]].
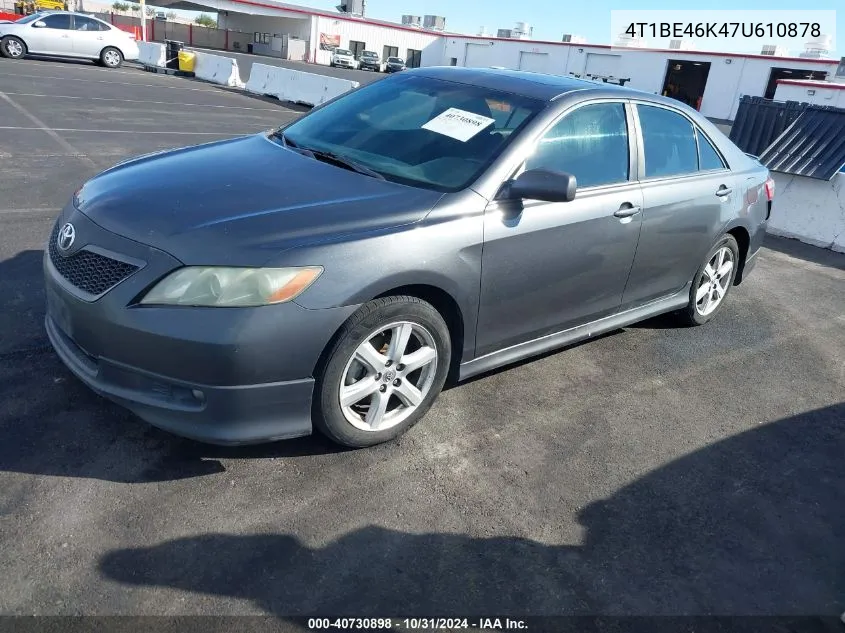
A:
[[2, 91, 286, 113], [0, 71, 226, 93], [0, 125, 255, 135], [0, 91, 96, 168]]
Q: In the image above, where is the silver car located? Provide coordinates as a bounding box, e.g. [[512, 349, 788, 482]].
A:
[[0, 11, 139, 67]]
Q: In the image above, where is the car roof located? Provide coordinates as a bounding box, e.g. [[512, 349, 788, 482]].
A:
[[409, 66, 648, 102]]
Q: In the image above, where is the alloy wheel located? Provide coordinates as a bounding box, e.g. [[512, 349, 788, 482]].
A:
[[695, 246, 734, 316], [339, 321, 438, 432], [6, 39, 23, 58], [103, 49, 121, 67]]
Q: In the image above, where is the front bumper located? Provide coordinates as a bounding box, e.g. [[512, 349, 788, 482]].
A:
[[43, 206, 358, 444]]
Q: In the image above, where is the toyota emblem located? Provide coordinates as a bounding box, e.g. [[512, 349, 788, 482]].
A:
[[57, 223, 75, 252]]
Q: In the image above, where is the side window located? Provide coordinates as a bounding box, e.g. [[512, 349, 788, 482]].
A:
[[697, 129, 726, 171], [637, 104, 698, 178], [74, 16, 100, 31], [525, 102, 629, 188], [40, 14, 71, 29]]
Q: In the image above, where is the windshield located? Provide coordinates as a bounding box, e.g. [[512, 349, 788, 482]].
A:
[[15, 13, 45, 23], [361, 51, 377, 57], [334, 49, 352, 55], [388, 57, 403, 63], [280, 74, 545, 192]]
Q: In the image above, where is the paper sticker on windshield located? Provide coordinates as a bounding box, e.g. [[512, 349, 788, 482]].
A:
[[422, 108, 496, 142]]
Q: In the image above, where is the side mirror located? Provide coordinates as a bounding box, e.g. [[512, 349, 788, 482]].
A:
[[506, 168, 577, 203], [33, 20, 47, 27]]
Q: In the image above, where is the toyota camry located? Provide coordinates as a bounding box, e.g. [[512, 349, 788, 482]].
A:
[[43, 67, 773, 447]]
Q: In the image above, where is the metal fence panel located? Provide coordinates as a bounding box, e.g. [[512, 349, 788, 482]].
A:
[[759, 107, 845, 181], [729, 96, 805, 157]]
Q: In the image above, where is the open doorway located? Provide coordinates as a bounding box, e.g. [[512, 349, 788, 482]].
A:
[[661, 59, 712, 111], [764, 67, 829, 99]]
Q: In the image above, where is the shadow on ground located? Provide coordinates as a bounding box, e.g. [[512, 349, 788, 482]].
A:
[[99, 403, 845, 616]]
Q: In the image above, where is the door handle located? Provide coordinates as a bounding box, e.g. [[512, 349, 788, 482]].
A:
[[715, 186, 732, 197], [613, 205, 641, 218]]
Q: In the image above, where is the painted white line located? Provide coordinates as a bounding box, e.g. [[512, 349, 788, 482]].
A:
[[0, 72, 224, 93], [0, 126, 252, 135], [5, 59, 156, 78], [0, 208, 57, 216], [0, 91, 96, 168], [2, 91, 286, 113]]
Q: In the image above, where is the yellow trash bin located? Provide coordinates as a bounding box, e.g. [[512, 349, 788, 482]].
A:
[[178, 51, 196, 73]]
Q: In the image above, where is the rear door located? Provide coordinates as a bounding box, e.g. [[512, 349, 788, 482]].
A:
[[70, 15, 108, 58], [26, 13, 74, 55], [621, 102, 740, 306]]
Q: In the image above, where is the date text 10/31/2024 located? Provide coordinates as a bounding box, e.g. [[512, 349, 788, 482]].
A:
[[307, 618, 529, 630]]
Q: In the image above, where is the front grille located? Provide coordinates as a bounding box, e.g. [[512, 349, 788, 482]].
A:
[[48, 221, 140, 296]]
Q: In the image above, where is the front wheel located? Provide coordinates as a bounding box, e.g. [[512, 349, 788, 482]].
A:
[[314, 296, 451, 447], [100, 46, 123, 68], [1, 36, 27, 59], [678, 234, 739, 326]]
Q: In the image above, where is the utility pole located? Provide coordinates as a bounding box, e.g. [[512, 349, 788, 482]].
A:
[[139, 0, 146, 41]]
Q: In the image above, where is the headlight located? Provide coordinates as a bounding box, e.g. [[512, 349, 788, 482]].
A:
[[140, 266, 322, 307]]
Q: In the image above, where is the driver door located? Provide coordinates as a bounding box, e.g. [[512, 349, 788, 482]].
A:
[[476, 100, 644, 357], [27, 13, 74, 55]]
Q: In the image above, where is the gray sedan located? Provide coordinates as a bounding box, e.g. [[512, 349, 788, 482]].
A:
[[0, 11, 138, 67], [43, 67, 773, 447]]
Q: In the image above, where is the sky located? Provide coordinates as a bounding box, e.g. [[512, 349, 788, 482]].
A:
[[295, 0, 842, 56]]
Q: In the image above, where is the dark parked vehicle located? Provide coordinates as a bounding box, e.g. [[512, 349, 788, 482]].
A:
[[357, 49, 381, 72], [385, 56, 406, 73], [44, 67, 773, 447]]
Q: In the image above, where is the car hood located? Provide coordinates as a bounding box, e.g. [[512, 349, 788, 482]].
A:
[[74, 133, 442, 266]]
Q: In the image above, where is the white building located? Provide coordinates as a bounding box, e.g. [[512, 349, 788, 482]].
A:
[[152, 0, 839, 122]]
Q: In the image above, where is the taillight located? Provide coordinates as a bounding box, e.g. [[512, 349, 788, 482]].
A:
[[764, 176, 775, 201]]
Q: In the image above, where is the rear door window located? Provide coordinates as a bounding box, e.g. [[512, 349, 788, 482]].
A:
[[637, 104, 699, 178]]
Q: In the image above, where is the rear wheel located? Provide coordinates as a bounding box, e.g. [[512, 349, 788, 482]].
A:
[[100, 46, 123, 68], [314, 296, 451, 447], [678, 234, 739, 326], [1, 36, 26, 59]]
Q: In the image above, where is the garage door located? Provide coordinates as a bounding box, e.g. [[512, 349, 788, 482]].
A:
[[585, 53, 621, 78], [518, 51, 549, 73], [464, 43, 489, 68]]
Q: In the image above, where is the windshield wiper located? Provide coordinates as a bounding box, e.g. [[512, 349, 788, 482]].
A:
[[276, 133, 385, 180]]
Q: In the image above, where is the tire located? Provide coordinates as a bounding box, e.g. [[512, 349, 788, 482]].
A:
[[1, 36, 26, 60], [677, 234, 740, 326], [100, 46, 123, 68], [314, 296, 451, 448]]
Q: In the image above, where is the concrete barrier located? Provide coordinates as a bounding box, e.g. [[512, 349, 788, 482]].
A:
[[244, 63, 281, 97], [767, 172, 845, 253], [245, 64, 359, 107], [138, 41, 166, 68], [192, 51, 245, 89]]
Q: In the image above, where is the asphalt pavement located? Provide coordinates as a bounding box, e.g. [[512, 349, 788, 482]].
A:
[[0, 57, 844, 619]]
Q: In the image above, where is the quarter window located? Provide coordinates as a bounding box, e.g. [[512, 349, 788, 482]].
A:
[[637, 104, 699, 178], [697, 130, 726, 171], [525, 102, 630, 188]]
